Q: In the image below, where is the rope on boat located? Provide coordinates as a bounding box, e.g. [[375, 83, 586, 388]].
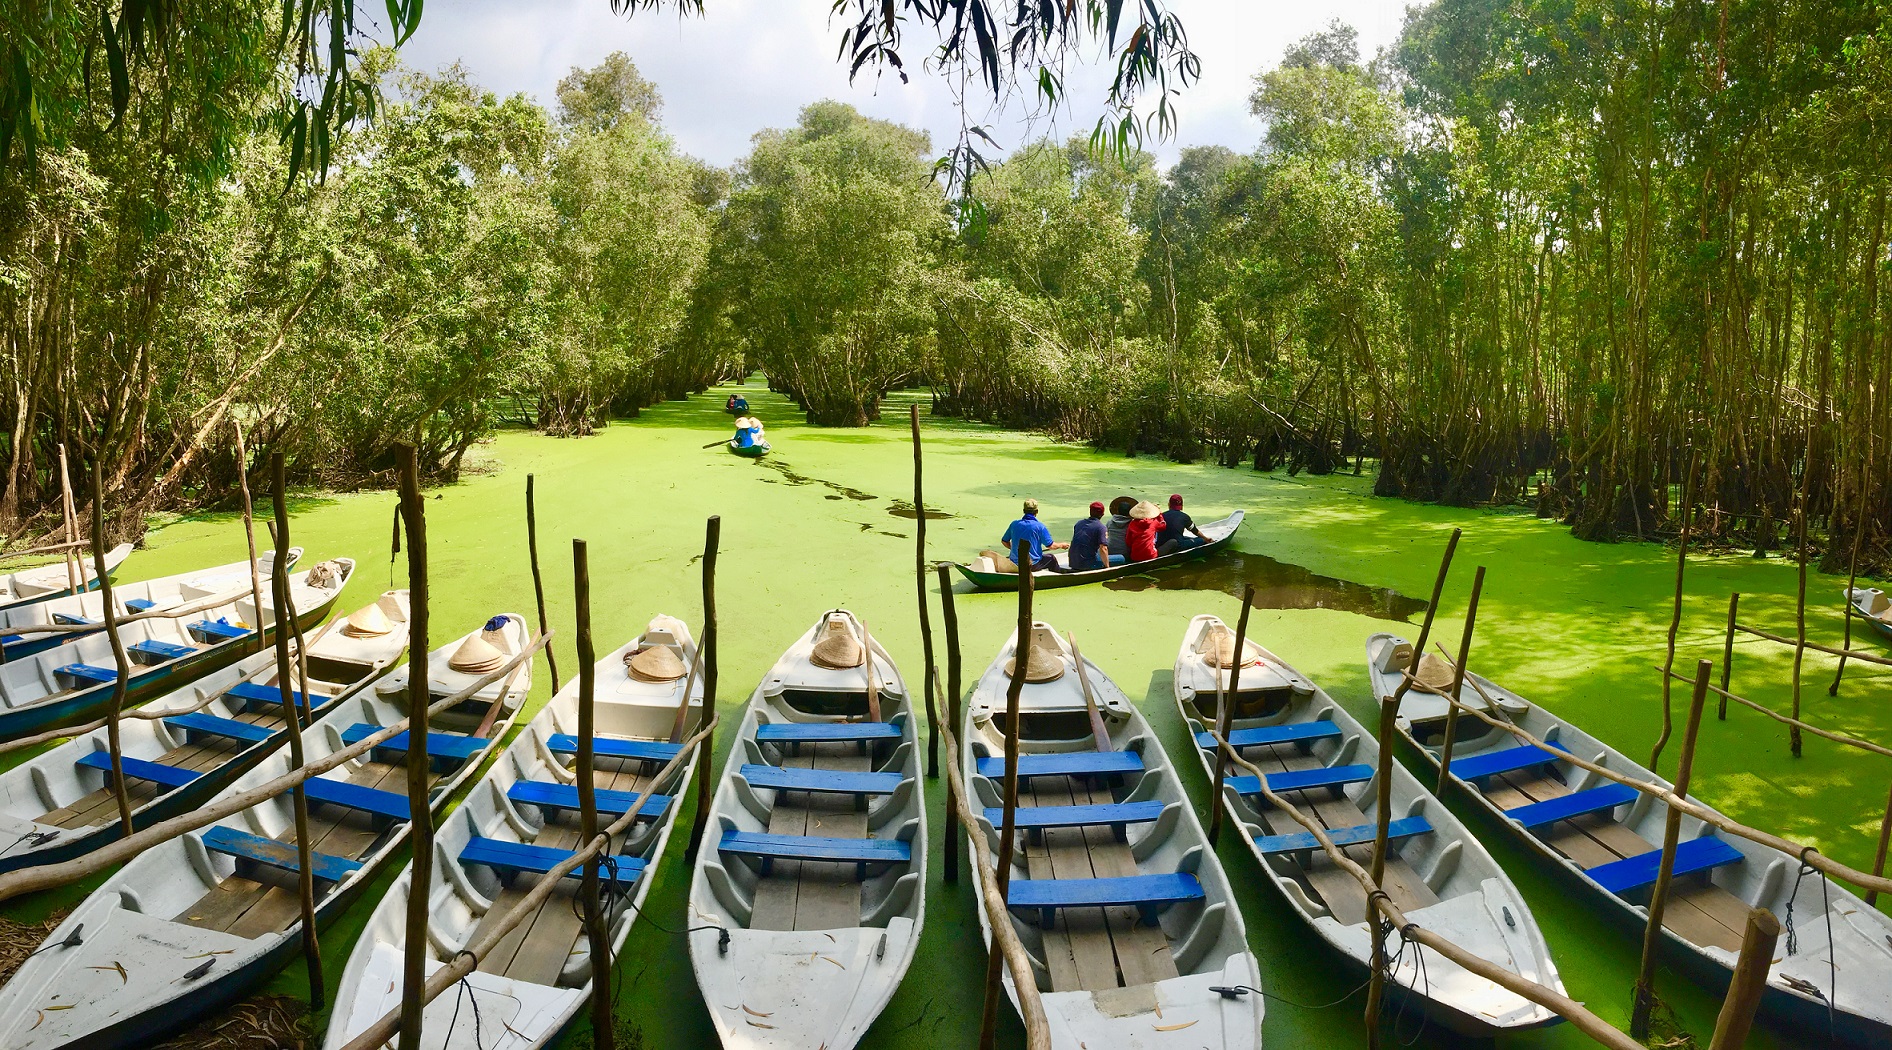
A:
[[444, 950, 490, 1050], [1784, 845, 1839, 1041]]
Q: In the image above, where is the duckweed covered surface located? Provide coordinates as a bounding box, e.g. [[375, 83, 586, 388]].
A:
[[18, 382, 1892, 1049]]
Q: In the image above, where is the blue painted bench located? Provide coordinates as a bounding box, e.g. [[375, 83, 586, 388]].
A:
[[51, 613, 96, 626], [1255, 815, 1434, 855], [1194, 720, 1341, 752], [299, 778, 410, 826], [165, 712, 273, 747], [1587, 837, 1745, 895], [507, 780, 672, 822], [546, 734, 682, 767], [1448, 744, 1563, 783], [1006, 872, 1205, 929], [982, 800, 1166, 843], [1505, 784, 1638, 830], [128, 638, 195, 663], [227, 681, 320, 714], [756, 721, 900, 754], [1227, 764, 1374, 802], [975, 752, 1144, 781], [56, 663, 118, 686], [202, 825, 361, 885], [190, 619, 252, 643], [719, 830, 910, 880], [124, 599, 155, 612], [460, 836, 646, 888], [340, 724, 488, 772], [739, 764, 902, 801], [76, 751, 200, 789]]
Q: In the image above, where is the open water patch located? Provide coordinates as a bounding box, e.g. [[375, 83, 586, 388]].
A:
[[887, 499, 954, 520], [1104, 551, 1429, 622], [753, 458, 877, 501]]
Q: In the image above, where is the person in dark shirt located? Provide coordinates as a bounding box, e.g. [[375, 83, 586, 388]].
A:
[[1156, 494, 1209, 554], [1066, 502, 1122, 571], [1105, 495, 1135, 559]]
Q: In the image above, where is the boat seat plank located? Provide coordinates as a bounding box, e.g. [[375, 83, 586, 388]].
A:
[[983, 800, 1164, 839], [507, 780, 671, 821], [129, 638, 196, 662], [1069, 778, 1180, 989], [124, 599, 155, 611], [203, 825, 362, 883], [720, 830, 907, 880], [339, 724, 488, 767], [976, 751, 1142, 781], [1586, 837, 1745, 894], [546, 733, 682, 765], [460, 836, 645, 887], [1226, 763, 1374, 799], [75, 751, 201, 789], [748, 740, 871, 932], [1024, 776, 1119, 992], [1505, 784, 1638, 829], [739, 763, 900, 797], [227, 681, 318, 713], [301, 777, 410, 822], [1255, 815, 1433, 855], [56, 663, 118, 685], [756, 722, 900, 744], [1007, 872, 1204, 929], [1449, 743, 1563, 782], [1194, 720, 1340, 751], [164, 712, 274, 746], [190, 619, 251, 642]]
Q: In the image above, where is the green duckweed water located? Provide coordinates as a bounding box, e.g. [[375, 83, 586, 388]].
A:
[[20, 380, 1892, 1049]]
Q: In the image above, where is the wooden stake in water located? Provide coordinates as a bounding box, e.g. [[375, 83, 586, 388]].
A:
[[268, 453, 325, 1009], [1789, 492, 1809, 757], [231, 423, 268, 657], [1718, 592, 1739, 720], [57, 444, 80, 593], [1363, 693, 1400, 1048], [935, 561, 962, 884], [1436, 566, 1487, 795], [572, 539, 614, 1050], [87, 462, 134, 839], [1707, 908, 1780, 1050], [687, 516, 720, 861], [1631, 659, 1712, 1039], [1868, 781, 1892, 908], [1390, 529, 1461, 709], [395, 444, 433, 1050], [1207, 587, 1255, 846], [911, 404, 939, 778], [980, 558, 1035, 1050], [1649, 456, 1696, 772], [527, 475, 562, 693]]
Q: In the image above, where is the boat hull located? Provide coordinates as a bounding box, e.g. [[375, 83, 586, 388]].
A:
[[953, 511, 1243, 592], [729, 440, 770, 457]]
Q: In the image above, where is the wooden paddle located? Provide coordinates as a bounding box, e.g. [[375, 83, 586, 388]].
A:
[[1065, 632, 1112, 754], [666, 639, 708, 744], [857, 616, 882, 722]]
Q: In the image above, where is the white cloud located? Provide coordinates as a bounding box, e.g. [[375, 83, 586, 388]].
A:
[[400, 0, 1411, 168]]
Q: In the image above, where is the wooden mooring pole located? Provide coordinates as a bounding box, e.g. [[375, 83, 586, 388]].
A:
[[936, 561, 962, 884], [1436, 566, 1486, 795], [1207, 586, 1255, 846], [980, 559, 1034, 1050], [58, 444, 80, 592], [1789, 496, 1809, 757], [1869, 781, 1892, 908], [1390, 528, 1461, 710], [1649, 458, 1695, 773], [572, 539, 614, 1049], [87, 462, 134, 839], [232, 424, 268, 657], [526, 475, 561, 692], [1718, 592, 1738, 720], [1631, 659, 1712, 1039], [686, 516, 720, 861], [912, 405, 939, 778], [395, 444, 432, 1050], [1363, 693, 1400, 1048], [1707, 908, 1781, 1050], [268, 453, 325, 1009]]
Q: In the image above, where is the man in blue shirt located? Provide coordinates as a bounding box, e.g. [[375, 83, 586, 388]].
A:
[[1001, 498, 1064, 573], [1066, 501, 1123, 571]]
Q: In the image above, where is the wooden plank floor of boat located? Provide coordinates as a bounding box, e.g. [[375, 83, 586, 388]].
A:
[[1483, 769, 1746, 951], [749, 740, 869, 932]]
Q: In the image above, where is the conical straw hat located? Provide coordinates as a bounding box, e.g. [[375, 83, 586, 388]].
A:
[[1413, 652, 1458, 691], [342, 603, 394, 637], [448, 628, 506, 673], [1201, 624, 1260, 669], [1005, 633, 1065, 683], [810, 619, 864, 670], [627, 644, 687, 682], [1129, 500, 1162, 520]]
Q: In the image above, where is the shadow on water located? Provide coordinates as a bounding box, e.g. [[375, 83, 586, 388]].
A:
[[752, 458, 877, 501], [1104, 550, 1431, 622], [886, 499, 954, 520]]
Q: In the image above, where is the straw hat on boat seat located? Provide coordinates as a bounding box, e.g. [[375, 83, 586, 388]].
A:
[[1005, 629, 1065, 683], [810, 619, 865, 670], [1201, 624, 1261, 669], [1412, 652, 1459, 691], [341, 603, 395, 638], [979, 550, 1020, 574], [448, 617, 511, 673], [1129, 500, 1162, 520], [627, 644, 687, 682]]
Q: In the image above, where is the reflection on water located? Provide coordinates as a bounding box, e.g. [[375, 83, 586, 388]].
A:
[[887, 499, 954, 520], [1104, 551, 1429, 622], [753, 458, 877, 500]]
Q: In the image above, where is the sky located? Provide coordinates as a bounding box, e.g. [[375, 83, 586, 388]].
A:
[[397, 0, 1412, 168]]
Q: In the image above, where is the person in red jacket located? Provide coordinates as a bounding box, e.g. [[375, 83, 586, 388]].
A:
[[1126, 500, 1163, 562]]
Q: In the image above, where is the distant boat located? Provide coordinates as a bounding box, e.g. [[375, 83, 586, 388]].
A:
[[953, 510, 1243, 592], [0, 590, 409, 874], [324, 616, 697, 1050], [1844, 587, 1892, 641], [1176, 617, 1561, 1036], [689, 610, 924, 1050], [0, 611, 521, 1050], [0, 543, 132, 611], [1367, 631, 1892, 1046], [966, 620, 1262, 1049], [0, 557, 354, 741], [728, 437, 771, 457]]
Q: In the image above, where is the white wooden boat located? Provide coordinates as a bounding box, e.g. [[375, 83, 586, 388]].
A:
[[0, 611, 515, 1050], [0, 557, 353, 741], [688, 610, 924, 1050], [0, 590, 410, 874], [1368, 631, 1892, 1045], [967, 621, 1262, 1049], [0, 549, 298, 662], [955, 511, 1243, 592], [373, 613, 533, 738], [1174, 615, 1559, 1036], [0, 543, 132, 611], [324, 615, 703, 1050], [1844, 587, 1892, 642]]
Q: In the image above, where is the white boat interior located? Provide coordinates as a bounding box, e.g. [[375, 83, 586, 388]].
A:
[[0, 548, 298, 647], [375, 612, 533, 735], [689, 610, 924, 1050], [1177, 616, 1559, 1036], [325, 617, 700, 1050], [0, 542, 132, 608], [966, 621, 1262, 1050], [1368, 631, 1892, 1041]]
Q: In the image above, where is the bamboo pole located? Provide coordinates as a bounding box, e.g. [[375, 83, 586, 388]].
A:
[[1657, 668, 1892, 759], [1436, 567, 1487, 794], [0, 538, 91, 561], [232, 423, 268, 657], [686, 516, 720, 861], [0, 632, 551, 901], [527, 474, 562, 693], [339, 716, 717, 1050], [1731, 622, 1892, 667], [1207, 587, 1255, 845], [1708, 909, 1781, 1050], [395, 444, 432, 1050], [857, 617, 882, 722], [1790, 484, 1810, 758], [1363, 694, 1399, 1048], [86, 463, 134, 839], [1635, 658, 1709, 1040], [936, 561, 961, 884], [1388, 529, 1461, 710], [1832, 536, 1865, 698], [1869, 782, 1892, 908], [1065, 633, 1110, 754], [912, 404, 939, 778], [58, 445, 80, 592], [1719, 592, 1739, 719], [980, 558, 1034, 1050], [266, 453, 325, 1009], [1649, 456, 1696, 773], [572, 539, 613, 1050]]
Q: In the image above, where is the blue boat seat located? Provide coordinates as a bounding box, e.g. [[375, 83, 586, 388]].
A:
[[1448, 744, 1563, 783], [982, 800, 1166, 843], [718, 830, 910, 880], [340, 724, 488, 772], [56, 663, 118, 686], [75, 751, 200, 789], [546, 734, 682, 766], [506, 780, 672, 822], [975, 751, 1144, 781], [128, 639, 195, 663], [756, 722, 900, 745], [1586, 837, 1745, 895], [739, 764, 902, 798], [165, 713, 273, 747], [1194, 720, 1341, 751], [1504, 784, 1639, 830], [52, 613, 96, 626], [460, 836, 645, 888], [1227, 764, 1374, 802], [1006, 872, 1205, 929], [190, 619, 251, 643], [299, 778, 410, 824], [202, 825, 361, 885], [227, 681, 320, 713], [124, 599, 155, 612], [1254, 815, 1433, 855]]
